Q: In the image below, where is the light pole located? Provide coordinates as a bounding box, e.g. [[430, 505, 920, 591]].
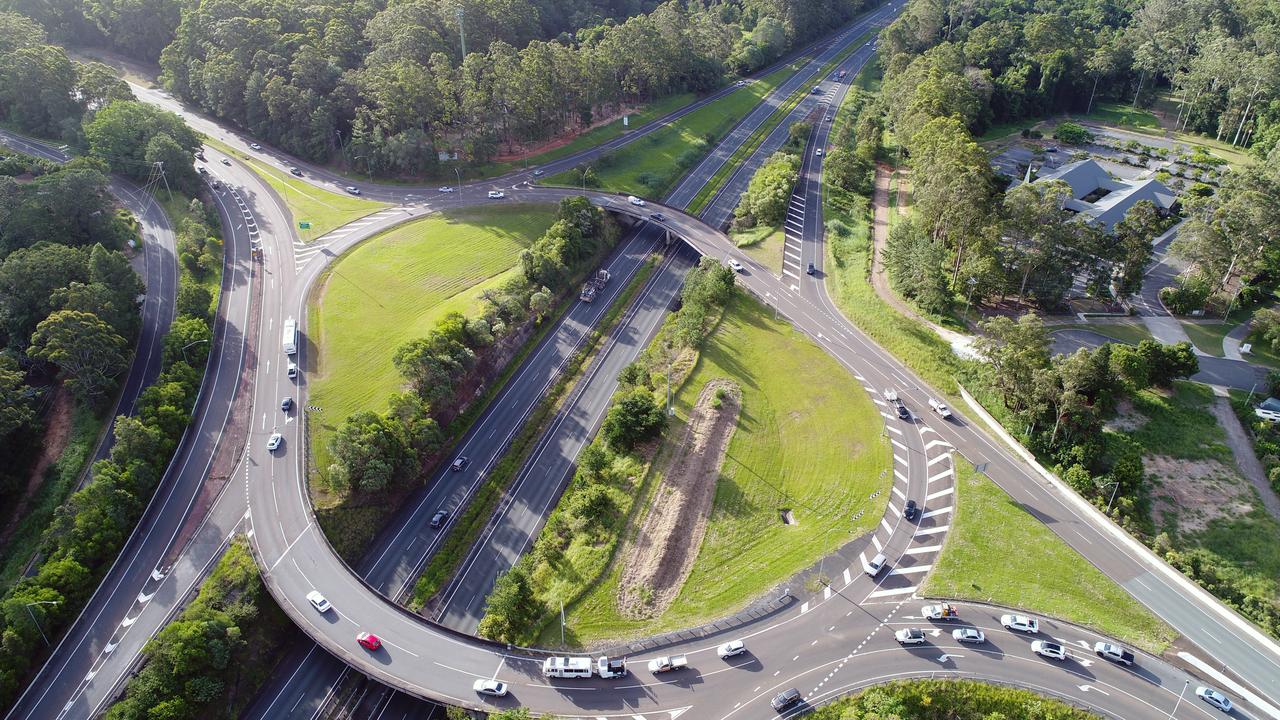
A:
[[1097, 479, 1121, 515], [179, 338, 209, 364], [665, 341, 674, 416], [453, 166, 461, 189], [355, 155, 372, 183], [1168, 679, 1189, 718], [25, 601, 59, 646]]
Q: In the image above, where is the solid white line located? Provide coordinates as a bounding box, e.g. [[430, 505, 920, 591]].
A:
[[924, 439, 952, 451], [893, 469, 907, 482], [880, 518, 892, 534], [886, 425, 903, 435], [926, 454, 950, 467], [922, 506, 952, 519], [889, 564, 931, 576], [886, 503, 899, 517], [891, 485, 905, 500], [890, 438, 907, 450], [871, 534, 883, 551], [843, 568, 852, 584], [783, 268, 800, 279], [928, 469, 954, 483]]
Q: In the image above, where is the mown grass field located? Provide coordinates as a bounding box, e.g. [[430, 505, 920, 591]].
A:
[[552, 292, 891, 645], [1050, 321, 1154, 348], [921, 459, 1176, 654], [547, 61, 804, 198], [204, 138, 387, 240], [306, 205, 555, 475]]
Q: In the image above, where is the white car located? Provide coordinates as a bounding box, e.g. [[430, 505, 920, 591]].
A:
[[627, 195, 646, 206], [1000, 614, 1039, 634], [344, 186, 361, 195], [249, 143, 262, 150], [438, 186, 455, 193], [952, 627, 985, 644], [473, 679, 508, 697], [488, 190, 505, 199], [1031, 640, 1066, 661], [287, 361, 298, 379], [1196, 686, 1232, 713], [727, 258, 744, 273], [717, 640, 746, 659], [815, 148, 824, 156], [532, 169, 544, 176], [895, 628, 926, 645], [306, 590, 331, 613], [266, 432, 283, 451], [862, 552, 887, 576]]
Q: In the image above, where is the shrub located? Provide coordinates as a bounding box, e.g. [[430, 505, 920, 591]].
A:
[[1160, 278, 1211, 315], [1053, 122, 1093, 145], [602, 388, 666, 450]]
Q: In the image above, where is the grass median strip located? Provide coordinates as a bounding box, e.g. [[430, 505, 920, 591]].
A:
[[409, 255, 661, 610], [686, 31, 871, 216], [203, 137, 387, 239], [921, 458, 1176, 654]]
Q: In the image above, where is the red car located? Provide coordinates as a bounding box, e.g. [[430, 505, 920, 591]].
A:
[[356, 632, 381, 651]]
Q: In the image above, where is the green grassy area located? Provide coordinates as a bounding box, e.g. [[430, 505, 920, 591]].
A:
[[306, 205, 555, 476], [686, 32, 871, 214], [1050, 321, 1154, 347], [853, 53, 882, 92], [203, 137, 387, 240], [810, 679, 1099, 719], [1129, 381, 1280, 638], [0, 405, 100, 589], [921, 459, 1176, 653], [732, 224, 785, 276], [473, 93, 697, 178], [977, 118, 1040, 142], [553, 292, 891, 645], [823, 183, 965, 397], [547, 62, 803, 198], [1079, 102, 1161, 130]]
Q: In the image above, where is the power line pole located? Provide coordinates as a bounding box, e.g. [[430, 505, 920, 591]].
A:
[[149, 161, 173, 203]]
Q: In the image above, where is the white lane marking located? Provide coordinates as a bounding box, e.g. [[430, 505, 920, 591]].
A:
[[893, 469, 907, 482], [871, 534, 883, 552], [880, 517, 892, 534], [914, 525, 949, 537], [926, 454, 950, 466], [891, 485, 905, 500], [867, 586, 916, 598], [928, 468, 954, 483], [924, 439, 952, 451], [922, 506, 952, 519], [886, 425, 903, 435], [926, 487, 954, 501], [904, 544, 941, 555], [823, 587, 832, 600], [893, 454, 907, 465], [843, 568, 852, 584], [890, 438, 907, 450], [782, 268, 800, 279], [889, 564, 931, 576]]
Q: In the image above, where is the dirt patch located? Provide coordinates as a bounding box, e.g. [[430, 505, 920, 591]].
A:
[[0, 386, 75, 548], [1105, 398, 1148, 433], [1146, 454, 1251, 533], [492, 105, 645, 163], [617, 380, 740, 619]]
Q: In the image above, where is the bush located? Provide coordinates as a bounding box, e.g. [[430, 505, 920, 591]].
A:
[[602, 388, 666, 450], [1160, 278, 1211, 315], [1053, 121, 1094, 145]]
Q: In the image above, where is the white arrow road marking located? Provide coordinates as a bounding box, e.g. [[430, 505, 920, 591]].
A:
[[104, 641, 117, 653], [120, 614, 137, 628], [137, 590, 155, 603], [936, 653, 963, 663], [929, 628, 942, 637], [1074, 640, 1092, 649], [150, 569, 165, 581], [1077, 684, 1109, 695]]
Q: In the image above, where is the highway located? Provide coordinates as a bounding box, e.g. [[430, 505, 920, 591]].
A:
[[8, 0, 1280, 717]]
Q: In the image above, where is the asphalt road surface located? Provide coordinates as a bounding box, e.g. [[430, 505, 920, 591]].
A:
[[12, 1, 1280, 716]]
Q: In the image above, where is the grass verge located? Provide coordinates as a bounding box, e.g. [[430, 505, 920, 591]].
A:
[[1049, 321, 1154, 347], [731, 224, 785, 277], [921, 458, 1176, 654], [203, 137, 387, 239], [550, 291, 891, 646], [306, 205, 556, 475], [408, 256, 660, 609], [546, 62, 803, 197]]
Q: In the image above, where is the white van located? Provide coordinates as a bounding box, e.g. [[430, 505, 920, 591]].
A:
[[863, 552, 887, 576], [542, 656, 592, 678], [627, 195, 646, 207]]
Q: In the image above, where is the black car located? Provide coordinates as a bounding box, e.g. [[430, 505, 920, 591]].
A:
[[651, 212, 667, 222], [896, 404, 911, 420], [289, 167, 302, 176], [430, 509, 449, 528], [903, 499, 919, 520], [807, 262, 816, 275], [280, 397, 293, 412], [771, 688, 802, 712], [451, 456, 469, 472]]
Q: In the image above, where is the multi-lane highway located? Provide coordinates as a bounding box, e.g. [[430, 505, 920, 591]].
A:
[[9, 0, 1280, 717]]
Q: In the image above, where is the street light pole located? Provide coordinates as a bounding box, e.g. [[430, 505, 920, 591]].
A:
[[1168, 679, 1189, 718], [454, 166, 461, 189], [179, 338, 210, 364], [24, 601, 59, 646]]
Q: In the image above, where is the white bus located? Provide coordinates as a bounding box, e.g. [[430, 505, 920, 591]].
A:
[[283, 317, 298, 355]]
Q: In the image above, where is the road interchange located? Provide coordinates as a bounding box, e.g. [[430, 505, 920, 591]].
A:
[[7, 3, 1280, 718]]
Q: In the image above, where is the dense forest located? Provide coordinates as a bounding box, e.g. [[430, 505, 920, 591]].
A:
[[2, 0, 874, 176], [837, 0, 1280, 313]]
